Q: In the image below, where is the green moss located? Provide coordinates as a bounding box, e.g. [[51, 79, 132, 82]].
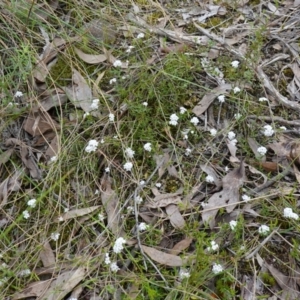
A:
[[260, 272, 276, 286]]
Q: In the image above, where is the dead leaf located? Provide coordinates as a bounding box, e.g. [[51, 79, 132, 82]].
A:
[[35, 89, 68, 112], [38, 267, 86, 300], [20, 144, 42, 180], [146, 192, 182, 208], [0, 148, 14, 167], [200, 164, 222, 188], [202, 160, 245, 228], [45, 134, 59, 160], [192, 84, 231, 116], [62, 68, 93, 112], [169, 238, 192, 255], [100, 174, 124, 236], [12, 281, 52, 300], [56, 206, 100, 222], [141, 245, 183, 266], [166, 204, 185, 229], [39, 241, 56, 267], [74, 47, 107, 64], [0, 170, 22, 207]]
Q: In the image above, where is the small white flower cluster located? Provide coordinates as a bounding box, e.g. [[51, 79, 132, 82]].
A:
[[109, 78, 117, 85], [113, 60, 122, 67], [233, 87, 241, 94], [109, 113, 115, 122], [229, 220, 237, 230], [125, 147, 135, 158], [113, 237, 126, 254], [98, 214, 105, 222], [139, 180, 146, 186], [169, 113, 179, 126], [190, 117, 199, 126], [210, 128, 217, 136], [137, 32, 145, 39], [85, 140, 99, 153], [180, 106, 187, 114], [257, 146, 267, 156], [123, 162, 133, 171], [259, 97, 268, 102], [206, 175, 214, 183], [212, 263, 223, 274], [51, 232, 60, 241], [23, 210, 30, 219], [218, 94, 225, 103], [126, 45, 135, 53], [231, 60, 240, 68], [50, 156, 57, 163], [15, 91, 23, 97], [227, 131, 236, 140], [234, 113, 242, 120], [283, 207, 299, 220], [135, 195, 143, 204], [179, 268, 190, 280], [155, 182, 162, 188], [258, 224, 270, 236], [142, 102, 148, 106], [90, 99, 99, 110], [207, 241, 219, 252], [104, 253, 120, 272], [242, 194, 251, 202], [185, 147, 192, 156], [144, 143, 152, 152], [18, 269, 31, 277], [27, 198, 36, 208], [263, 125, 274, 137], [138, 222, 149, 231]]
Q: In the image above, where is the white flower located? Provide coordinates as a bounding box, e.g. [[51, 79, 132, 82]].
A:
[[139, 180, 146, 186], [169, 113, 179, 126], [113, 60, 122, 67], [50, 156, 57, 162], [123, 162, 133, 171], [229, 138, 238, 146], [263, 125, 274, 137], [23, 210, 30, 219], [179, 268, 190, 280], [110, 262, 120, 272], [201, 202, 208, 208], [27, 199, 36, 208], [258, 224, 270, 236], [280, 126, 287, 130], [95, 189, 99, 195], [229, 220, 237, 230], [206, 175, 214, 183], [218, 95, 225, 103], [190, 117, 199, 126], [234, 113, 242, 120], [85, 139, 99, 153], [135, 195, 143, 204], [100, 139, 104, 144], [142, 102, 148, 106], [58, 216, 64, 222], [105, 167, 110, 173], [259, 97, 268, 102], [125, 147, 135, 158], [90, 98, 99, 110], [283, 207, 299, 220], [68, 298, 78, 300], [104, 253, 111, 265], [51, 232, 60, 241], [185, 148, 192, 156], [137, 32, 145, 39], [233, 87, 241, 94], [138, 222, 149, 231], [207, 241, 219, 252], [210, 128, 217, 136], [227, 131, 236, 140], [127, 206, 134, 213], [113, 237, 126, 254], [212, 263, 223, 274], [144, 143, 152, 152], [231, 60, 240, 68], [126, 45, 135, 53], [98, 214, 105, 222], [155, 182, 162, 188], [225, 166, 229, 172], [242, 194, 251, 202], [109, 113, 115, 122], [109, 78, 117, 85], [18, 269, 31, 277], [14, 91, 23, 97], [257, 146, 267, 156], [64, 207, 69, 213], [180, 107, 187, 114], [83, 112, 90, 118]]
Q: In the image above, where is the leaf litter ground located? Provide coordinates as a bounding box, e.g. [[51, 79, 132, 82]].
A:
[[1, 0, 300, 299]]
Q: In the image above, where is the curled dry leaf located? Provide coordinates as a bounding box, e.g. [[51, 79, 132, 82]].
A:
[[202, 160, 245, 228], [141, 245, 183, 267], [169, 238, 193, 255], [62, 68, 94, 113], [34, 88, 68, 112], [39, 241, 56, 267], [166, 204, 185, 229], [146, 192, 182, 208], [192, 84, 231, 116], [100, 174, 124, 236], [0, 170, 22, 207], [12, 280, 51, 300], [74, 47, 107, 64], [56, 206, 100, 222], [200, 164, 222, 188]]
